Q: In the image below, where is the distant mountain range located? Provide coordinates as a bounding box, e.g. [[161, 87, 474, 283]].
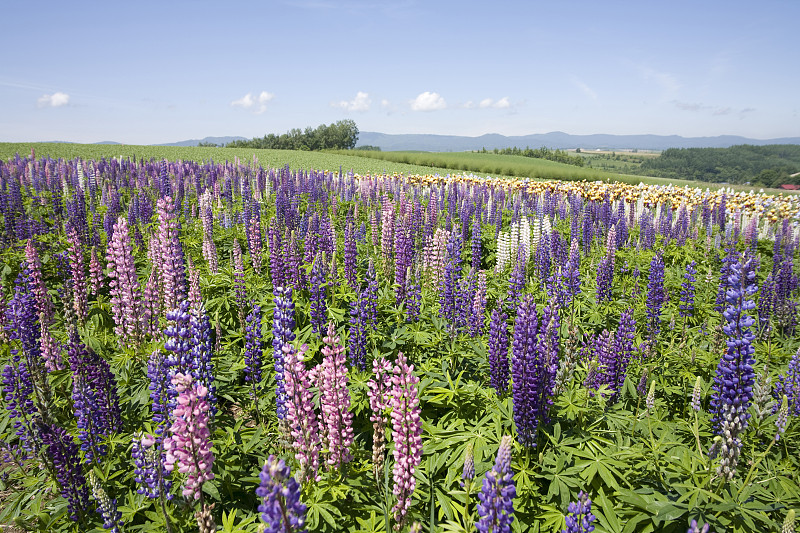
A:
[[357, 131, 800, 152], [25, 132, 800, 151]]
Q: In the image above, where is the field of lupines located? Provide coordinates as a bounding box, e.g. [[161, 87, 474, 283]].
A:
[[1, 151, 799, 533]]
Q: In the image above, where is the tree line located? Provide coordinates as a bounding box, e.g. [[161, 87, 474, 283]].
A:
[[478, 146, 586, 167], [640, 144, 800, 187], [226, 120, 359, 151]]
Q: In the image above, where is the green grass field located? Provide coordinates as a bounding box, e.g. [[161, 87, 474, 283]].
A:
[[3, 143, 795, 196], [0, 143, 469, 179]]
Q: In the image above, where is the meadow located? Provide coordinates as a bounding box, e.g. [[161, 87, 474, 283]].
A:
[[0, 150, 798, 533]]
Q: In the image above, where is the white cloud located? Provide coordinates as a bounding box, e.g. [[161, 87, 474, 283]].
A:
[[332, 91, 371, 112], [231, 91, 274, 114], [471, 97, 511, 109], [37, 92, 70, 108], [231, 93, 255, 108], [411, 91, 446, 111]]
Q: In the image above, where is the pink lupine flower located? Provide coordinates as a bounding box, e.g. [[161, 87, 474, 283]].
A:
[[283, 343, 321, 481], [156, 196, 187, 313], [368, 357, 393, 480], [24, 239, 54, 323], [318, 322, 353, 471], [66, 225, 88, 322], [106, 216, 142, 348], [88, 246, 104, 296], [390, 352, 423, 530], [163, 373, 215, 500]]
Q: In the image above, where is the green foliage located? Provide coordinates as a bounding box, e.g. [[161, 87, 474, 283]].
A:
[[640, 144, 800, 186], [491, 146, 586, 167], [0, 156, 798, 533], [227, 120, 359, 151]]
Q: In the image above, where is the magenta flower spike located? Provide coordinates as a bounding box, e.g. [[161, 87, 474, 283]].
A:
[[318, 322, 354, 471], [163, 373, 215, 500], [390, 352, 423, 530], [283, 343, 321, 481], [106, 215, 143, 348]]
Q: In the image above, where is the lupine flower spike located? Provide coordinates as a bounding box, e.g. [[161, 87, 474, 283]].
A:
[[476, 435, 516, 533]]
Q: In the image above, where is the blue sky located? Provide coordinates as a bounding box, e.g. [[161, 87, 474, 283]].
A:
[[1, 0, 798, 144]]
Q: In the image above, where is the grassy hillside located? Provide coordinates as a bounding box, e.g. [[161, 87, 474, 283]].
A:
[[0, 143, 469, 178], [331, 149, 767, 190], [3, 143, 794, 195]]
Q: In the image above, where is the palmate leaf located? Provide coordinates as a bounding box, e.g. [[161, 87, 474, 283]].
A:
[[592, 487, 623, 533]]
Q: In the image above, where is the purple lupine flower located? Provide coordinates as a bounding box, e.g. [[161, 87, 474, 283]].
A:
[[68, 338, 122, 463], [283, 343, 321, 482], [163, 373, 215, 500], [511, 296, 540, 446], [709, 259, 758, 479], [344, 215, 357, 289], [715, 243, 738, 313], [2, 361, 39, 453], [132, 432, 172, 499], [348, 289, 368, 371], [164, 302, 194, 412], [475, 435, 516, 533], [405, 266, 422, 323], [106, 215, 143, 348], [244, 305, 264, 398], [309, 253, 328, 335], [440, 231, 463, 329], [318, 323, 354, 471], [488, 306, 510, 395], [390, 352, 423, 530], [562, 491, 596, 533], [595, 227, 616, 304], [256, 455, 307, 533], [687, 520, 710, 533], [67, 225, 88, 322], [394, 216, 413, 304], [607, 308, 636, 400], [536, 231, 551, 282], [88, 471, 123, 533], [472, 213, 482, 273], [39, 422, 90, 521], [679, 261, 698, 319], [758, 273, 775, 337], [645, 253, 666, 341], [189, 308, 217, 419], [267, 219, 284, 288], [774, 347, 800, 416], [272, 287, 296, 420]]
